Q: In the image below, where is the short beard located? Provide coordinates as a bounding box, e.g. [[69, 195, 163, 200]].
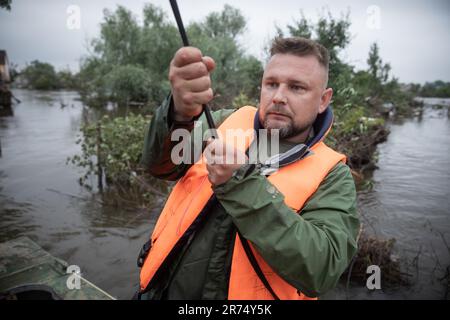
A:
[[263, 117, 312, 139]]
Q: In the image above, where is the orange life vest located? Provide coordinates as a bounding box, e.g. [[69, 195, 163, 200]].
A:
[[139, 106, 346, 300]]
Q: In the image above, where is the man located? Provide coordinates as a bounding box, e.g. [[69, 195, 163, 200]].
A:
[[136, 37, 360, 300]]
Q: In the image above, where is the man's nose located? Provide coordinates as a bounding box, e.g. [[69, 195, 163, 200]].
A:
[[272, 85, 287, 104]]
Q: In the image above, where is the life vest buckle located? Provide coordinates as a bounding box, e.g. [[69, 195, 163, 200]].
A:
[[137, 241, 152, 268]]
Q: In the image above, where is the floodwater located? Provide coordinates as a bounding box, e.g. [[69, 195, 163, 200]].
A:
[[326, 98, 450, 300], [1, 90, 449, 299], [0, 89, 161, 299]]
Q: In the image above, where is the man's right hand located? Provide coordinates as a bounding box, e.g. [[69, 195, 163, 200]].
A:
[[169, 47, 216, 122]]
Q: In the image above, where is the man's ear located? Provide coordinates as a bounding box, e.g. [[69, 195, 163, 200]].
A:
[[319, 88, 333, 114]]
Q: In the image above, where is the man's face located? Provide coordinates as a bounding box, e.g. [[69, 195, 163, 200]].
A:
[[259, 53, 333, 143]]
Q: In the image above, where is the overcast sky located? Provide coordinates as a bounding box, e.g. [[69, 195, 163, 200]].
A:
[[0, 0, 449, 84]]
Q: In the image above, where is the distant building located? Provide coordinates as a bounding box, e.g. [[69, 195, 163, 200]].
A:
[[0, 50, 12, 108], [0, 50, 11, 83]]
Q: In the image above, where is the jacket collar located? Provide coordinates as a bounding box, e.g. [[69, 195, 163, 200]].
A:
[[253, 106, 334, 169]]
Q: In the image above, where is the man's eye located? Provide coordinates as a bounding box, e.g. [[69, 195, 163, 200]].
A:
[[266, 82, 278, 88], [290, 85, 304, 91]]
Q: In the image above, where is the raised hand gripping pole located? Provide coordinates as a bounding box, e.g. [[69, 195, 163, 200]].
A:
[[169, 0, 218, 138]]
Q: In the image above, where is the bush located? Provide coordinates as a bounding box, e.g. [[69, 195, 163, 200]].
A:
[[68, 113, 151, 187], [105, 65, 152, 106]]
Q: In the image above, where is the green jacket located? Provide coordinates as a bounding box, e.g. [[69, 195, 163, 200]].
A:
[[139, 95, 360, 299]]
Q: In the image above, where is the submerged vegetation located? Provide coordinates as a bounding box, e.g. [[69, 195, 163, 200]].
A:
[[67, 113, 168, 208]]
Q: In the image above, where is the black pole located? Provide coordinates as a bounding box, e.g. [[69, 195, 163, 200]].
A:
[[169, 0, 190, 47], [169, 0, 217, 138]]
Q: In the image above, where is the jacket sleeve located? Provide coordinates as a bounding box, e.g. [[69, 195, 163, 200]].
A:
[[213, 162, 360, 297], [140, 94, 236, 181]]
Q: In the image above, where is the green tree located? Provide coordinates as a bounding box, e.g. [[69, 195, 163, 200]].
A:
[[78, 56, 110, 105], [20, 60, 60, 90], [276, 10, 352, 90], [202, 4, 246, 39], [137, 4, 179, 104], [93, 6, 141, 66], [0, 0, 12, 11], [57, 68, 79, 90], [79, 6, 147, 106], [78, 4, 178, 107], [366, 43, 392, 96], [419, 81, 450, 98], [78, 4, 263, 109], [187, 4, 263, 108], [8, 62, 19, 82]]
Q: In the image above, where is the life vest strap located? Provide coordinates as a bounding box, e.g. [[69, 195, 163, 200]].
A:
[[237, 230, 280, 300]]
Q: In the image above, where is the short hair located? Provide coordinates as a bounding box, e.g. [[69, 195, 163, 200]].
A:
[[270, 37, 330, 86]]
